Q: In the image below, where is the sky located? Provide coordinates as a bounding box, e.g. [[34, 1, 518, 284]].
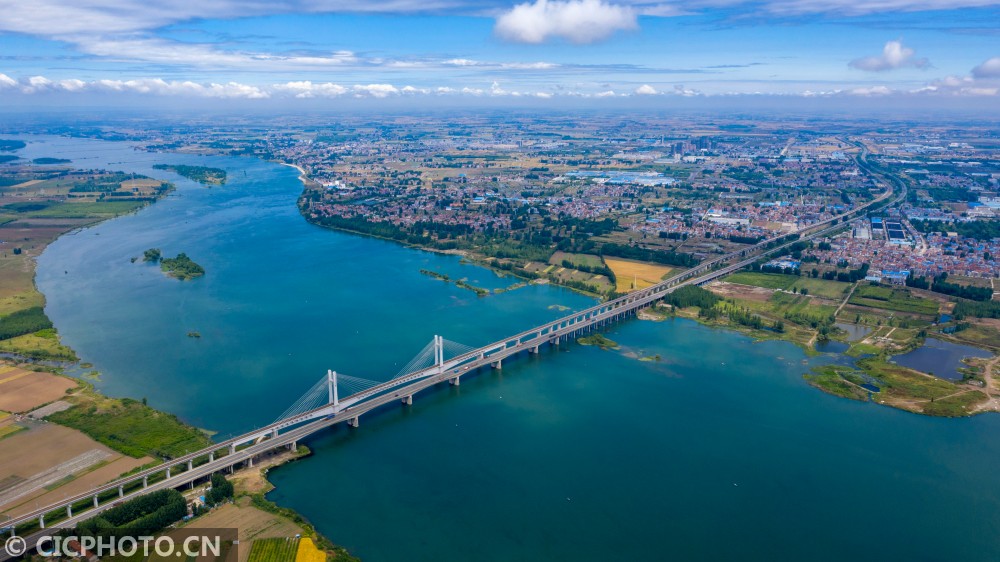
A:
[[0, 0, 998, 110]]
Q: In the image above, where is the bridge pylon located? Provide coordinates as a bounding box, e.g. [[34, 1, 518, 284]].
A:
[[328, 369, 339, 407], [434, 335, 444, 367]]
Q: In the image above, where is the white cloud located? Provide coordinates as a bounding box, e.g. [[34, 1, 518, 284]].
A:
[[848, 85, 893, 96], [673, 84, 700, 96], [58, 78, 87, 91], [1, 74, 268, 98], [972, 57, 1000, 79], [849, 40, 929, 72], [494, 0, 637, 44], [1, 70, 994, 101], [273, 81, 349, 98], [352, 83, 399, 98], [0, 1, 456, 38]]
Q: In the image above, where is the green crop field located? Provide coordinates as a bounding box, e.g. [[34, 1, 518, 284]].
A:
[[789, 277, 852, 299], [548, 251, 604, 268], [248, 538, 300, 562], [724, 271, 798, 290], [849, 285, 939, 315], [26, 200, 147, 219]]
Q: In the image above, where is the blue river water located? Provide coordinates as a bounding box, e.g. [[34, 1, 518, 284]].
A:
[[20, 135, 1000, 561]]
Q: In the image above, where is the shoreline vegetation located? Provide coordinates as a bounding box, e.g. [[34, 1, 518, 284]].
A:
[[577, 333, 619, 349], [419, 268, 490, 297], [153, 164, 227, 186], [661, 279, 1000, 417], [288, 166, 999, 419], [0, 154, 353, 559], [141, 248, 206, 280]]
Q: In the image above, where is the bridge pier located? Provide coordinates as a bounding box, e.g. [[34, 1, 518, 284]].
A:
[[401, 395, 412, 405], [93, 495, 99, 508], [209, 452, 215, 462], [290, 440, 298, 451], [348, 416, 359, 428], [166, 467, 171, 479], [39, 515, 44, 529], [187, 460, 193, 471], [66, 505, 72, 518], [118, 485, 124, 498], [529, 345, 539, 354], [449, 376, 460, 386], [491, 359, 502, 370], [247, 457, 254, 468], [143, 477, 148, 489], [230, 443, 236, 455]]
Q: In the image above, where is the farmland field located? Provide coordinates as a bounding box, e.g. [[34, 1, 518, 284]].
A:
[[849, 285, 939, 315], [548, 251, 604, 269], [295, 538, 325, 562], [724, 271, 797, 290], [249, 537, 300, 562], [789, 277, 852, 299], [604, 258, 673, 292], [187, 499, 306, 562], [0, 368, 77, 413]]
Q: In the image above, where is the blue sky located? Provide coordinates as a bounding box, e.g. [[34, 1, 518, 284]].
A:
[[0, 0, 998, 107]]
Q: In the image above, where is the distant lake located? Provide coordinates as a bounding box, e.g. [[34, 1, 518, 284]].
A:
[[892, 338, 993, 381]]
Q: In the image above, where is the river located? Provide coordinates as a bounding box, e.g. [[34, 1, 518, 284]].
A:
[[25, 135, 1000, 561]]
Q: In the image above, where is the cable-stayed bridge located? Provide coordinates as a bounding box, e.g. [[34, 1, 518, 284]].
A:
[[0, 155, 903, 554]]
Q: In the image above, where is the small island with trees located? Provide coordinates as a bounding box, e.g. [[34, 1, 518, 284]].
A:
[[152, 164, 226, 186], [141, 248, 205, 280], [0, 139, 26, 151]]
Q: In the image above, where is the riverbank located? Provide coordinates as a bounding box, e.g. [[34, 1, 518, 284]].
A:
[[291, 172, 614, 301], [182, 446, 359, 562], [664, 278, 999, 417], [0, 163, 217, 518], [282, 162, 322, 189], [285, 165, 998, 419], [0, 147, 354, 559]]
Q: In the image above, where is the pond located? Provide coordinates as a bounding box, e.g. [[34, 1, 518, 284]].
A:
[[815, 340, 850, 354], [892, 338, 994, 381], [835, 322, 872, 342]]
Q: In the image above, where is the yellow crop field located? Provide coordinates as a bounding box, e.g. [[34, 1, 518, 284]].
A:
[[295, 538, 326, 562], [604, 258, 674, 292]]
